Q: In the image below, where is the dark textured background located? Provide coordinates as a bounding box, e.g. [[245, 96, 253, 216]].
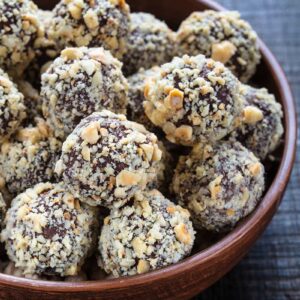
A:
[[197, 1, 300, 299]]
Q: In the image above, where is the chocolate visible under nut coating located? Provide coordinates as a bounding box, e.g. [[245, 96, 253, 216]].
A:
[[0, 119, 62, 196], [0, 0, 41, 76], [230, 84, 284, 160], [176, 11, 261, 83], [0, 69, 26, 143], [144, 55, 243, 146], [48, 0, 130, 60], [55, 110, 162, 208], [41, 47, 129, 139], [98, 189, 195, 277], [171, 141, 265, 232], [122, 13, 176, 76], [1, 182, 99, 277], [127, 67, 160, 133], [0, 193, 6, 229]]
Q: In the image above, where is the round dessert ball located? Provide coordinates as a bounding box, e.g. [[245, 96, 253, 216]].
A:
[[0, 0, 41, 75], [122, 13, 176, 76], [98, 189, 195, 277], [144, 55, 243, 146], [171, 141, 265, 232], [17, 80, 43, 121], [1, 182, 99, 277], [48, 0, 130, 59], [0, 193, 6, 229], [0, 69, 26, 143], [176, 11, 261, 82], [127, 67, 160, 133], [0, 119, 62, 196], [55, 110, 162, 208], [230, 84, 284, 160], [41, 47, 129, 139]]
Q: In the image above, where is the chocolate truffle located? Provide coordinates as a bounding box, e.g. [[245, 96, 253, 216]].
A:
[[144, 55, 243, 146], [41, 47, 129, 139], [0, 119, 62, 195], [176, 11, 261, 82], [230, 84, 284, 160], [122, 13, 176, 76], [0, 192, 6, 228], [17, 80, 43, 120], [0, 69, 26, 143], [0, 0, 41, 75], [1, 182, 99, 277], [55, 110, 162, 208], [98, 189, 195, 277], [127, 67, 160, 132], [171, 141, 265, 232], [48, 0, 130, 59]]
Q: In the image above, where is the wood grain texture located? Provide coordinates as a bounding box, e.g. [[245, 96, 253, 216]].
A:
[[198, 1, 300, 299]]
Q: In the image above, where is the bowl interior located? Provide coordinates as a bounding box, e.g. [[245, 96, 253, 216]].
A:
[[0, 0, 295, 295]]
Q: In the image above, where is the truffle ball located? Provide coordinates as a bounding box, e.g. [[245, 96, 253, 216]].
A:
[[48, 0, 130, 59], [98, 189, 195, 277], [0, 69, 26, 143], [0, 193, 6, 229], [127, 67, 160, 132], [144, 55, 243, 146], [0, 119, 62, 195], [17, 80, 43, 120], [0, 0, 41, 75], [41, 47, 129, 139], [171, 141, 265, 232], [55, 110, 162, 208], [122, 13, 176, 76], [230, 84, 284, 160], [1, 182, 99, 277], [176, 11, 261, 82]]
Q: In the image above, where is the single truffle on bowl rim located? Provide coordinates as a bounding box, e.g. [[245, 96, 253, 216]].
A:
[[122, 12, 176, 76], [55, 110, 162, 208], [0, 0, 42, 76], [230, 84, 284, 160], [176, 10, 261, 82], [144, 54, 243, 146], [171, 140, 265, 232], [0, 118, 62, 196], [1, 182, 99, 277], [41, 47, 129, 139], [98, 189, 195, 277], [0, 68, 26, 143], [48, 0, 130, 60]]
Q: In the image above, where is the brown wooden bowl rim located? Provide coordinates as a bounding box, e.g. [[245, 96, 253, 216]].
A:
[[0, 0, 297, 293]]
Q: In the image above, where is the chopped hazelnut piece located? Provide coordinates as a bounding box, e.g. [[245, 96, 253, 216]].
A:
[[211, 41, 237, 64], [174, 223, 191, 245], [80, 122, 99, 144], [243, 105, 264, 124], [137, 260, 150, 274], [116, 170, 141, 186]]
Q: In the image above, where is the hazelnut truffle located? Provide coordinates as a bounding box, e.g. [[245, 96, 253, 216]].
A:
[[122, 13, 176, 76], [0, 0, 41, 75], [231, 84, 284, 160], [144, 55, 243, 146], [171, 141, 265, 232], [0, 193, 6, 228], [55, 110, 162, 208], [48, 0, 130, 59], [127, 67, 160, 132], [0, 119, 62, 195], [98, 189, 195, 277], [0, 69, 26, 143], [41, 47, 129, 139], [177, 11, 261, 82], [1, 182, 99, 277]]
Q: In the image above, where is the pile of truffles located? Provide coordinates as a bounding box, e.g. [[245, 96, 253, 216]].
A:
[[0, 0, 283, 281]]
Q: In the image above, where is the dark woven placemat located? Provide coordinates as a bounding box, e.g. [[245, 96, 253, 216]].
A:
[[196, 1, 300, 299]]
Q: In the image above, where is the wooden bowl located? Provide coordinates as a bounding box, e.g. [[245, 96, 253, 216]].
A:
[[0, 0, 296, 299]]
